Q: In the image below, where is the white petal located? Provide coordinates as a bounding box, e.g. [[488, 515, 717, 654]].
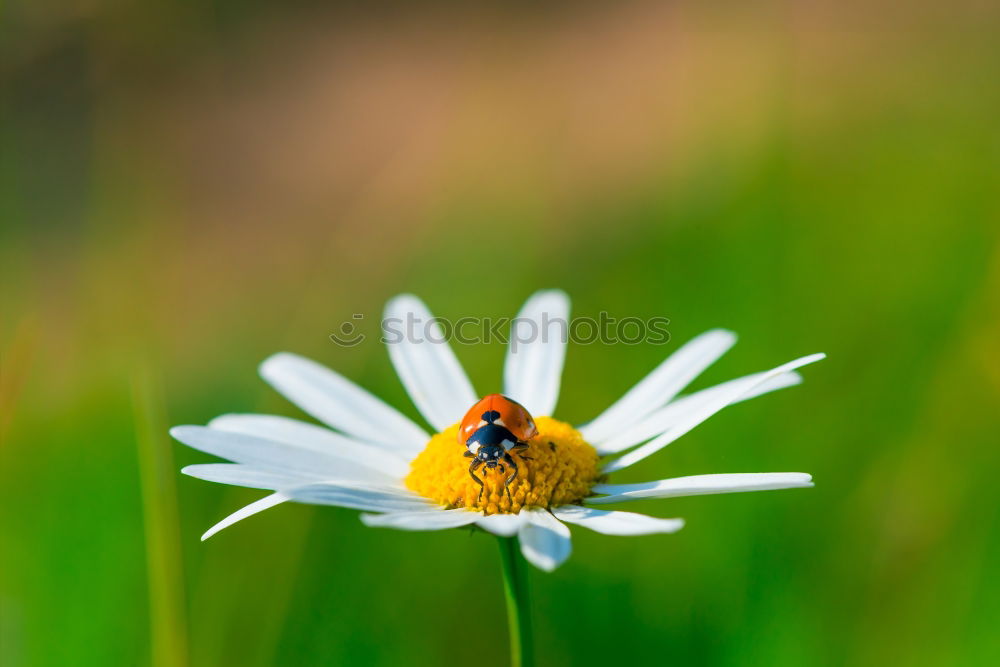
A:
[[553, 506, 685, 535], [182, 463, 314, 490], [201, 492, 288, 541], [475, 513, 527, 537], [260, 352, 429, 453], [518, 509, 572, 571], [586, 472, 814, 504], [286, 481, 434, 513], [383, 294, 477, 432], [360, 508, 479, 531], [602, 353, 825, 473], [594, 370, 803, 455], [170, 425, 398, 483], [209, 414, 410, 478], [503, 290, 570, 417], [580, 329, 737, 444]]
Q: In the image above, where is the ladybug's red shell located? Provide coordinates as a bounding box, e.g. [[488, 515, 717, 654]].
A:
[[458, 394, 538, 445]]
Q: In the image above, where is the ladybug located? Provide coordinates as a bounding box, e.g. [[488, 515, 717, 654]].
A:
[[458, 394, 538, 503]]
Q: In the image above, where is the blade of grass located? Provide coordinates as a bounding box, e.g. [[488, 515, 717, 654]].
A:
[[132, 366, 189, 667]]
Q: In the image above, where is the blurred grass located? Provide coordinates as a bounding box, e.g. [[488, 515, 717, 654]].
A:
[[131, 368, 188, 667], [2, 2, 999, 666]]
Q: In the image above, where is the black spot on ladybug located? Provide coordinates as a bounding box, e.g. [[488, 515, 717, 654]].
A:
[[482, 410, 501, 424]]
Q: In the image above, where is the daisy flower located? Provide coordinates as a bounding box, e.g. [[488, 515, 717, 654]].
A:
[[172, 290, 822, 572]]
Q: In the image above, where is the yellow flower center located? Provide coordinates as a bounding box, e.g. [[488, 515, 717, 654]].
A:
[[405, 416, 601, 514]]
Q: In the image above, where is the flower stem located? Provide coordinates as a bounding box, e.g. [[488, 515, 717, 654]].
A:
[[497, 536, 534, 667]]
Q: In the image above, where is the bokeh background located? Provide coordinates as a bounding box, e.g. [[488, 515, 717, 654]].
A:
[[2, 2, 999, 665]]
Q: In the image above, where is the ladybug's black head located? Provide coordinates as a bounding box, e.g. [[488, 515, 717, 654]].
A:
[[477, 444, 503, 465]]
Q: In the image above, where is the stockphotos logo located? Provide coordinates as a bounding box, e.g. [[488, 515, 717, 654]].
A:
[[329, 313, 670, 350]]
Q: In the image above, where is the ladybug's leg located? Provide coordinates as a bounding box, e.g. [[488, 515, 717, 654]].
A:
[[469, 459, 485, 502], [502, 453, 519, 503], [463, 450, 474, 458], [513, 441, 533, 461]]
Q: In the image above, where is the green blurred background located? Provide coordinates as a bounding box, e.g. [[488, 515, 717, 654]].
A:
[[2, 2, 999, 665]]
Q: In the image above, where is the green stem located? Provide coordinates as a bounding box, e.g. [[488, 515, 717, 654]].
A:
[[497, 536, 534, 667]]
